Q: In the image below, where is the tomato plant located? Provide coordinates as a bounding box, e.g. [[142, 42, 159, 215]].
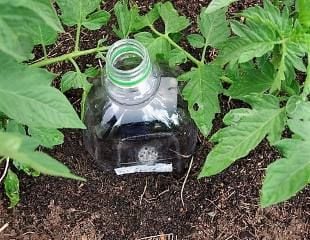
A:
[[0, 0, 309, 208]]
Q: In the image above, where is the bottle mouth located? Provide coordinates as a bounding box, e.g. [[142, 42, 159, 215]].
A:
[[106, 39, 152, 87]]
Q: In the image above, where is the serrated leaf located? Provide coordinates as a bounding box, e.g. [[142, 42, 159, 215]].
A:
[[227, 62, 274, 98], [0, 132, 85, 181], [158, 2, 190, 34], [113, 1, 140, 38], [61, 71, 92, 93], [0, 56, 85, 129], [29, 127, 64, 149], [4, 169, 20, 208], [135, 32, 170, 61], [83, 10, 110, 30], [187, 34, 205, 48], [133, 5, 160, 31], [216, 22, 277, 65], [181, 64, 223, 136], [205, 0, 238, 14], [199, 95, 286, 177], [198, 7, 229, 48], [261, 112, 310, 207], [56, 0, 101, 27], [0, 0, 63, 61], [241, 0, 292, 33]]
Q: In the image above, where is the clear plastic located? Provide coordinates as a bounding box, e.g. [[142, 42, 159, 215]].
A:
[[84, 39, 197, 175]]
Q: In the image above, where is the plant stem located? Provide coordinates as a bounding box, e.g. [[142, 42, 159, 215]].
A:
[[81, 90, 88, 122], [75, 24, 82, 52], [69, 58, 81, 73], [42, 44, 48, 59], [149, 25, 202, 67], [201, 40, 208, 64], [30, 46, 109, 68]]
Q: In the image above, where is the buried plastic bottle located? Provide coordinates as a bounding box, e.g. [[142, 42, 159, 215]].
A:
[[84, 39, 197, 175]]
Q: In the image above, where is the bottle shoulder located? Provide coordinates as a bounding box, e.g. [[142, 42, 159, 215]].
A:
[[85, 68, 194, 137]]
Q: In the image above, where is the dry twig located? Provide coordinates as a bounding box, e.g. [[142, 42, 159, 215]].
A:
[[181, 157, 194, 207]]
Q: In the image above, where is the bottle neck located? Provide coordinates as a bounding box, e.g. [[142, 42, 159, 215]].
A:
[[105, 39, 159, 106]]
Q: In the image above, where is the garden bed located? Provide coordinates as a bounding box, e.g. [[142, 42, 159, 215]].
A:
[[0, 0, 309, 239]]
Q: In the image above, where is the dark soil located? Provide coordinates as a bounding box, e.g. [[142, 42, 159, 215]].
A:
[[1, 1, 309, 239]]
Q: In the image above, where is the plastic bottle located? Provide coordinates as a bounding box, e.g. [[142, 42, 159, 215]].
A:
[[84, 39, 197, 175]]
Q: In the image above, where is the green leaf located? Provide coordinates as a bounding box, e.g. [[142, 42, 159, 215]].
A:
[[29, 128, 64, 149], [9, 0, 63, 31], [84, 66, 100, 78], [241, 0, 292, 33], [158, 2, 190, 34], [61, 71, 92, 93], [198, 7, 229, 48], [297, 0, 310, 27], [133, 5, 160, 31], [83, 10, 111, 30], [56, 0, 101, 27], [6, 120, 25, 135], [226, 61, 274, 98], [199, 95, 286, 177], [271, 42, 306, 92], [27, 0, 63, 46], [286, 96, 310, 120], [168, 49, 187, 67], [205, 0, 238, 14], [216, 22, 277, 65], [135, 32, 171, 61], [4, 169, 20, 208], [181, 64, 223, 136], [0, 56, 85, 129], [113, 1, 140, 38], [13, 160, 40, 177], [187, 34, 205, 48], [0, 0, 63, 61], [261, 111, 310, 207], [0, 132, 85, 181], [1, 56, 55, 86], [30, 25, 59, 46]]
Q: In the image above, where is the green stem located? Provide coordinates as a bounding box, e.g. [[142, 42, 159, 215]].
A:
[[201, 40, 208, 64], [81, 90, 88, 122], [149, 25, 202, 67], [69, 58, 81, 73], [30, 46, 109, 68], [42, 44, 48, 59], [75, 24, 82, 52]]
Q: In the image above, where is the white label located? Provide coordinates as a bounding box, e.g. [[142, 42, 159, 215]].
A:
[[114, 163, 173, 175]]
